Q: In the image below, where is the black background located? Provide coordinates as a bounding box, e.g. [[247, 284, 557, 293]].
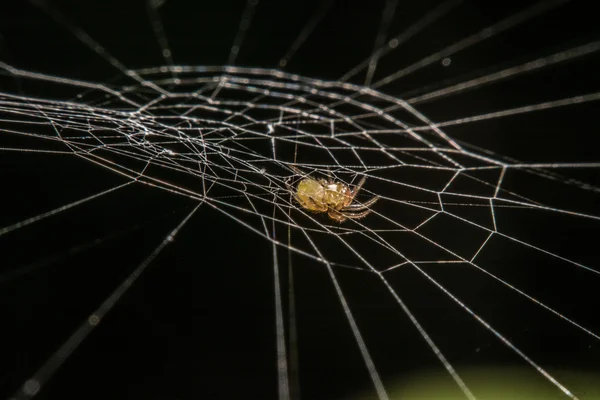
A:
[[1, 1, 600, 399]]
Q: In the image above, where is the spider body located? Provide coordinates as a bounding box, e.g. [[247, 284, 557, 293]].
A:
[[294, 175, 378, 222]]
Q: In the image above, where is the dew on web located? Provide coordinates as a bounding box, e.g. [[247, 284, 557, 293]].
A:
[[1, 1, 600, 399]]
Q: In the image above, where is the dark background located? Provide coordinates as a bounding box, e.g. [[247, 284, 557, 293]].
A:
[[1, 1, 599, 399]]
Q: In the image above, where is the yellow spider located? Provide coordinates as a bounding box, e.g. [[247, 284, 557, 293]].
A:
[[293, 170, 379, 222]]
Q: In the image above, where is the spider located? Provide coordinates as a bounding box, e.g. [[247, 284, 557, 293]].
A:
[[291, 169, 379, 222]]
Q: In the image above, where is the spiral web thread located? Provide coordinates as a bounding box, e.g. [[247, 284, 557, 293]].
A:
[[1, 0, 600, 399]]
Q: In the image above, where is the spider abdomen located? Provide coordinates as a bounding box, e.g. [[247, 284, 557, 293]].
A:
[[294, 175, 378, 222]]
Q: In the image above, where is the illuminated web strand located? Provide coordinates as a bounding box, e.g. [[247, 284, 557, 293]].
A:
[[10, 204, 202, 400], [245, 195, 291, 400], [210, 76, 462, 164], [372, 0, 572, 89], [408, 40, 600, 105], [284, 202, 476, 399], [407, 206, 600, 340], [415, 91, 600, 132], [146, 0, 177, 78], [343, 213, 582, 398], [227, 0, 259, 66], [278, 0, 335, 69], [29, 0, 169, 97], [1, 4, 598, 397], [0, 206, 182, 286], [364, 0, 398, 87], [338, 41, 600, 129], [408, 261, 580, 400], [0, 62, 140, 108], [1, 72, 596, 225], [233, 177, 475, 398], [208, 192, 451, 398], [339, 0, 463, 82], [0, 182, 131, 237], [312, 171, 600, 349], [320, 1, 575, 133], [296, 227, 390, 400], [3, 83, 596, 398], [283, 170, 599, 353]]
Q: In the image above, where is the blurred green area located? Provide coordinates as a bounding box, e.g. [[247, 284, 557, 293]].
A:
[[354, 367, 600, 400]]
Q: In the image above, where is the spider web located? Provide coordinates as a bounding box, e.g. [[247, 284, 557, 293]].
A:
[[1, 1, 600, 399]]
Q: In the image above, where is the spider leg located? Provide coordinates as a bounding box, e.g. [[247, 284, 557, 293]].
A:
[[327, 209, 347, 223], [347, 175, 367, 203], [289, 165, 304, 176], [326, 168, 333, 180], [342, 195, 379, 211], [337, 208, 373, 220], [285, 177, 296, 194]]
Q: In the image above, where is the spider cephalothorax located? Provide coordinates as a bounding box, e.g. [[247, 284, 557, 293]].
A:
[[293, 173, 379, 222]]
